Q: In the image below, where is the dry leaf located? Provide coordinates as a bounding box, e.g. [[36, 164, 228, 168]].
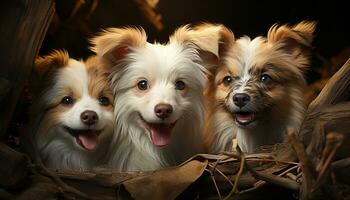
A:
[[123, 160, 208, 200]]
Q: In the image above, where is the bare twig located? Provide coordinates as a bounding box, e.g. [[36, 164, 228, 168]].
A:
[[288, 129, 316, 197], [331, 157, 350, 169], [286, 173, 298, 181], [278, 165, 299, 177], [240, 139, 301, 192], [35, 164, 91, 199], [134, 0, 163, 31], [208, 163, 234, 187], [205, 168, 223, 200], [245, 158, 299, 165], [69, 0, 86, 20], [223, 145, 245, 200], [232, 147, 245, 193], [238, 182, 266, 195], [221, 151, 241, 160], [245, 159, 300, 191], [313, 132, 344, 192], [206, 158, 223, 200]]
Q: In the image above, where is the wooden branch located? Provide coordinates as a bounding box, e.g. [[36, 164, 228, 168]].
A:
[[314, 132, 344, 187], [288, 130, 316, 200], [0, 0, 55, 138], [134, 0, 164, 31], [223, 146, 245, 200], [301, 59, 350, 147], [243, 154, 300, 191], [331, 157, 350, 169], [0, 143, 30, 189], [296, 59, 350, 200], [206, 168, 223, 200], [309, 58, 350, 109], [36, 164, 91, 199], [330, 157, 350, 186]]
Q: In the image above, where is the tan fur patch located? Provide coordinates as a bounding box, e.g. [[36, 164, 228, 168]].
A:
[[35, 50, 69, 77], [32, 50, 70, 94], [86, 56, 113, 111], [90, 27, 147, 68], [37, 104, 72, 135]]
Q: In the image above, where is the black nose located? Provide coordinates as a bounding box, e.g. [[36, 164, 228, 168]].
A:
[[154, 104, 173, 119], [233, 93, 250, 107], [80, 110, 98, 125]]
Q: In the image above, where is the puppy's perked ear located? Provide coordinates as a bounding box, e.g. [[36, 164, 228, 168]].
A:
[[90, 27, 147, 67], [170, 24, 235, 69], [267, 21, 317, 69]]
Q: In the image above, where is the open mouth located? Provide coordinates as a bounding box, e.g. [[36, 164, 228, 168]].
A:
[[234, 111, 256, 126], [140, 116, 176, 147], [64, 127, 102, 151]]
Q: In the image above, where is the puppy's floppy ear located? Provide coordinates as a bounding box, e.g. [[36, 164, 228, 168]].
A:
[[34, 49, 69, 79], [90, 27, 147, 67], [170, 23, 235, 69], [267, 21, 317, 69], [30, 50, 69, 94]]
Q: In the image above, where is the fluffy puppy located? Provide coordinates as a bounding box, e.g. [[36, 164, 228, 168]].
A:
[[204, 21, 316, 153], [30, 50, 114, 170], [91, 24, 224, 171]]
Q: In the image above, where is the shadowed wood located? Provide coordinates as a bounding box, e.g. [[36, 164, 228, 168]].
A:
[[0, 0, 55, 138], [301, 59, 350, 148]]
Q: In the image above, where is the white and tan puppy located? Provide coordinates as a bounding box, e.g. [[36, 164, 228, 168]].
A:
[[204, 21, 316, 153], [31, 50, 114, 170], [91, 24, 224, 171]]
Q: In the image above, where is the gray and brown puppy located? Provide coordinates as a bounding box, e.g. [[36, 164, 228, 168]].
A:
[[204, 21, 316, 153]]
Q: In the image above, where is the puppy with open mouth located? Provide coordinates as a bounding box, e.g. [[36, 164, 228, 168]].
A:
[[204, 21, 316, 153], [91, 24, 225, 171], [30, 50, 114, 170]]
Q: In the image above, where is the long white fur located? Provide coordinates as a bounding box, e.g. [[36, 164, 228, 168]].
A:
[[91, 25, 224, 171]]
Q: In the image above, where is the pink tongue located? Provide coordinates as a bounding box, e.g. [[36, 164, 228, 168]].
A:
[[78, 133, 98, 150], [149, 124, 172, 147], [236, 113, 255, 123]]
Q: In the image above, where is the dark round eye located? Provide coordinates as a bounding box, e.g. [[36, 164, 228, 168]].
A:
[[175, 80, 186, 90], [261, 74, 272, 83], [137, 80, 148, 90], [61, 96, 74, 105], [223, 76, 233, 86], [99, 96, 110, 106]]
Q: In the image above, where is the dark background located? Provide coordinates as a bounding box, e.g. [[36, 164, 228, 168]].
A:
[[40, 0, 349, 61]]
